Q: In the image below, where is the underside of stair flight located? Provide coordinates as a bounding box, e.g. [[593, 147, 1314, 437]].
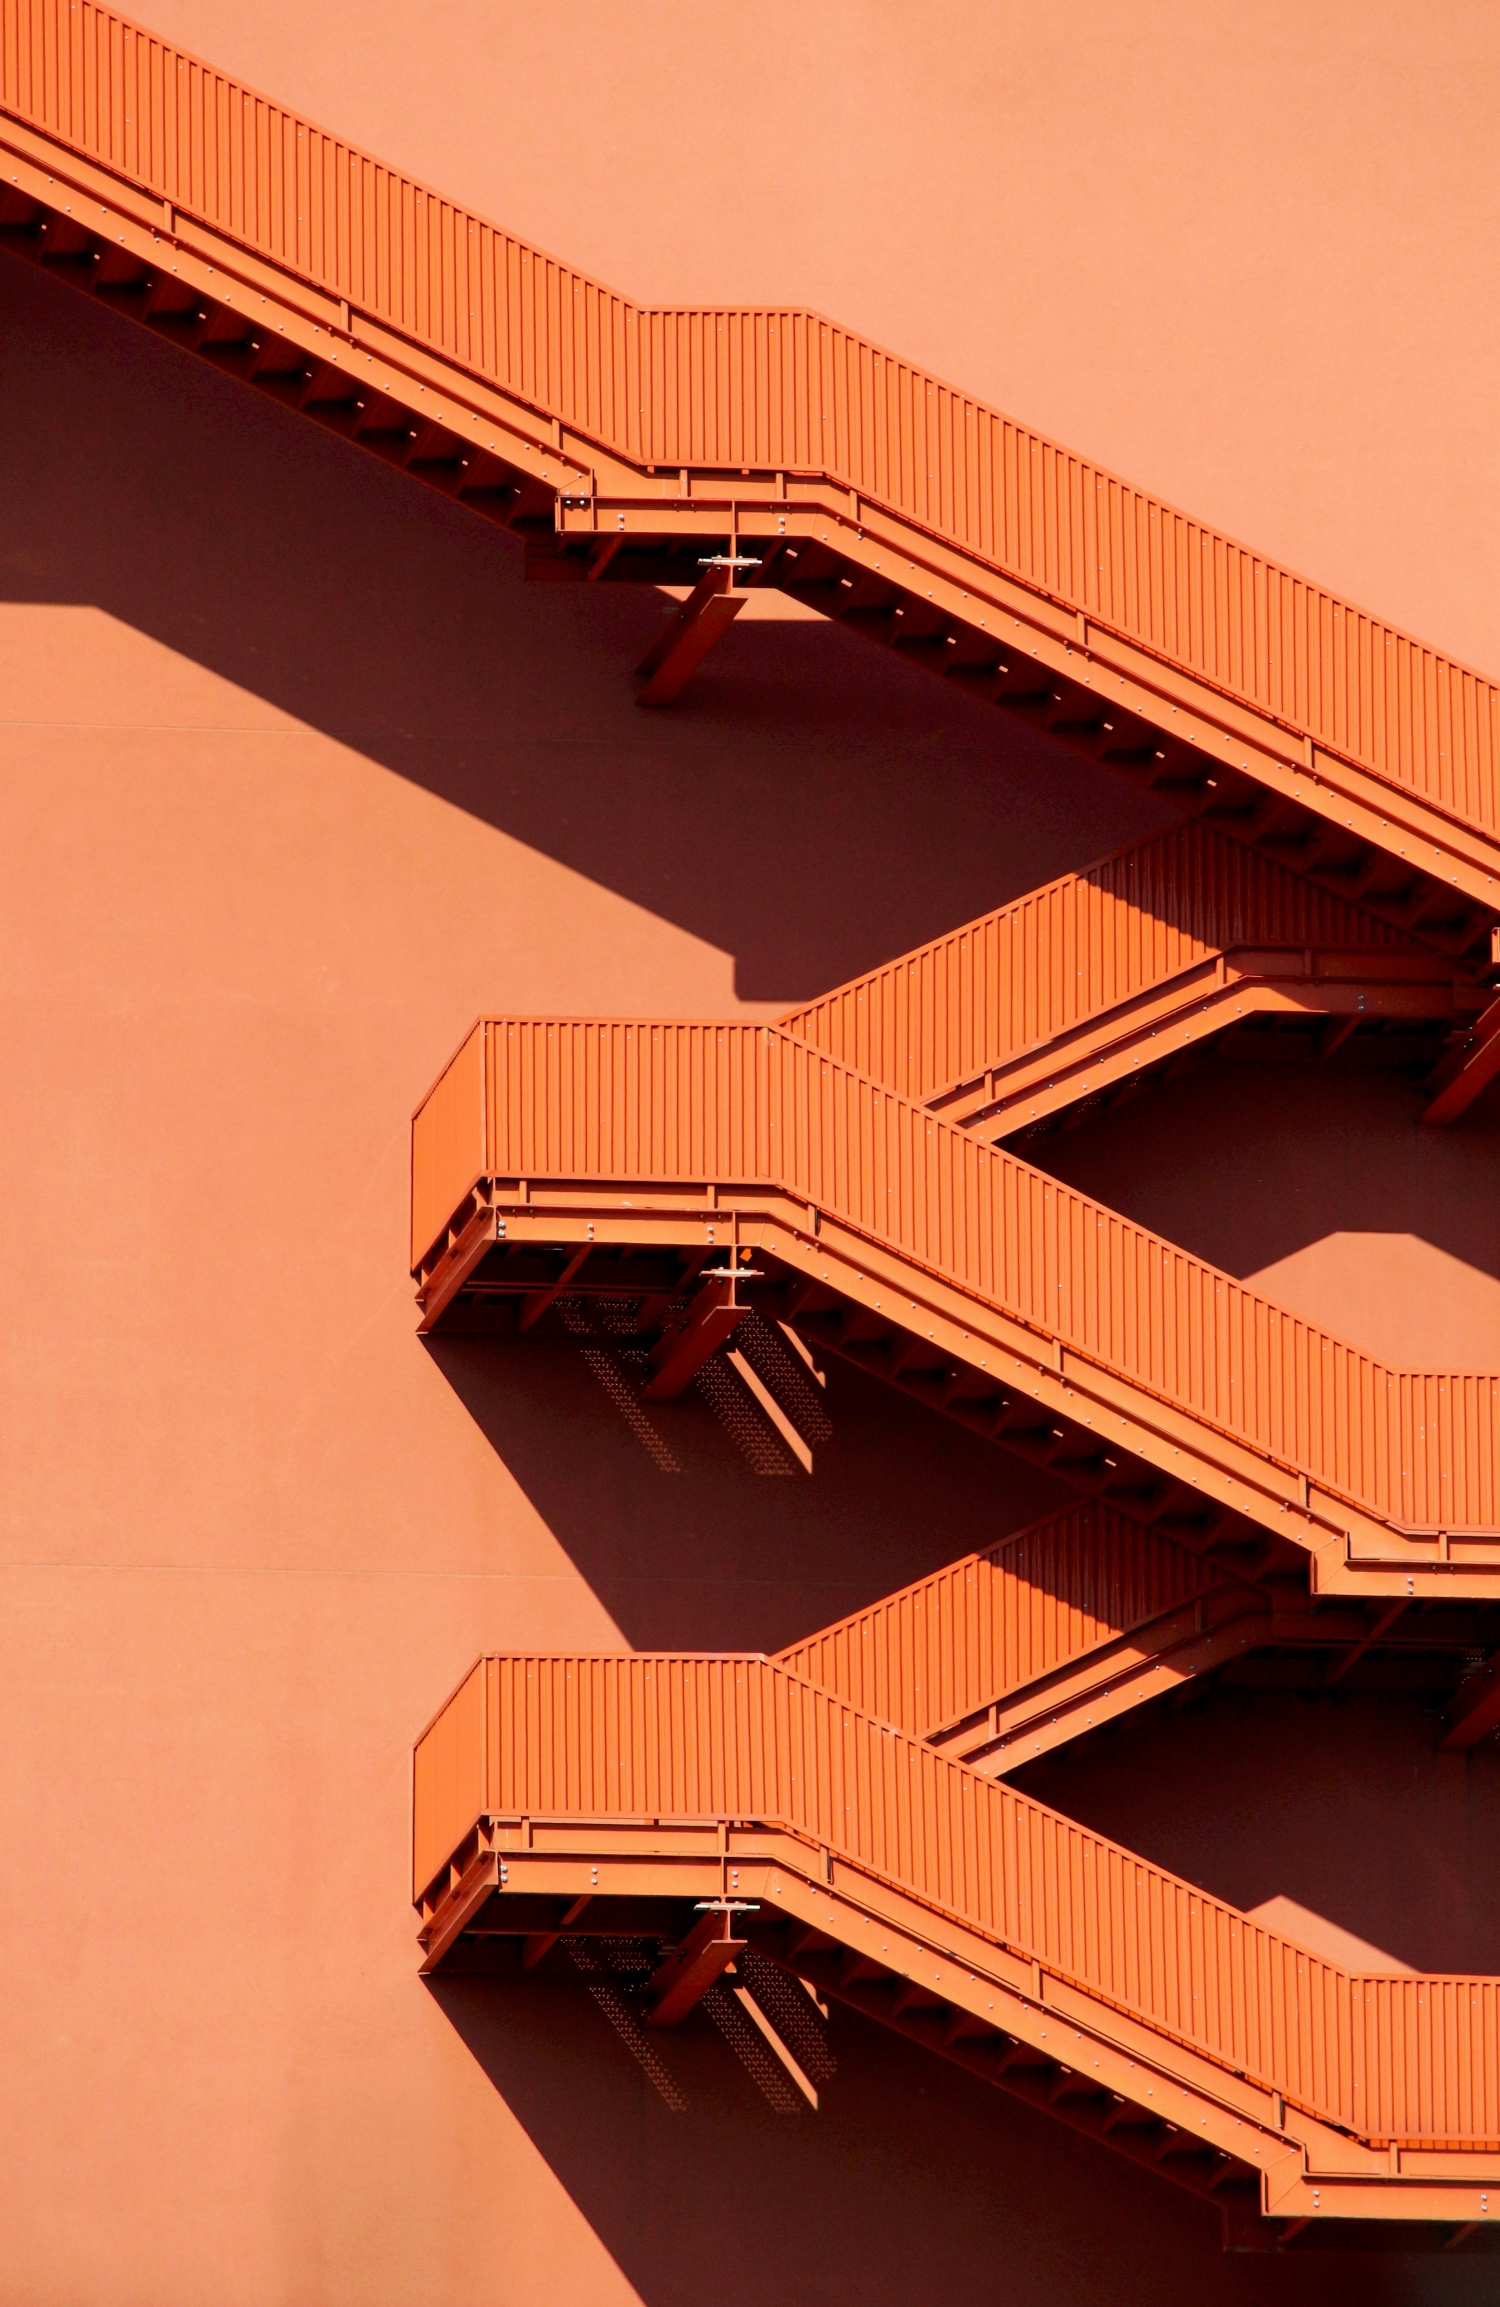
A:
[[6, 0, 1500, 990], [411, 1649, 1500, 2249]]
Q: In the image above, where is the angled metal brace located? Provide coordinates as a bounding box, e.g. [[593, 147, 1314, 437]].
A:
[[635, 560, 756, 705], [641, 1268, 755, 1399], [1441, 1648, 1500, 1749], [1421, 992, 1500, 1122], [645, 1907, 748, 2026]]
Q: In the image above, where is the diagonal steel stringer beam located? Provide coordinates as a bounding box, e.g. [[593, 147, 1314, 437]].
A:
[[635, 559, 757, 704], [1422, 991, 1500, 1124]]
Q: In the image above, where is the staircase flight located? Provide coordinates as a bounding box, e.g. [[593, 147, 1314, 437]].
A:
[[780, 820, 1488, 1137], [411, 1009, 1500, 1597], [413, 1647, 1500, 2246], [5, 1, 1500, 964]]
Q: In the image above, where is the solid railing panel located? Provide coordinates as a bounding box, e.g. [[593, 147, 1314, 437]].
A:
[[780, 822, 1411, 1106], [777, 1502, 1221, 1738], [412, 1658, 490, 1901], [415, 1651, 1500, 2144], [410, 1021, 487, 1267], [5, 1, 1500, 841]]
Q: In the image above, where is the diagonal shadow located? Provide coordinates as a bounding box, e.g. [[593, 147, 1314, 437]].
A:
[[0, 247, 1169, 1008], [424, 1965, 1463, 2306], [9, 245, 1485, 1313], [1014, 1685, 1500, 1979], [423, 1331, 1068, 1655]]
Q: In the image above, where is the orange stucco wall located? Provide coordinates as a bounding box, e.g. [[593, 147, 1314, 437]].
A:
[[2, 5, 1498, 2300]]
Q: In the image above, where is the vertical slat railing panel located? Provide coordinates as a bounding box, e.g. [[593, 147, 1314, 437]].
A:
[[415, 1646, 1500, 2140], [411, 1659, 489, 1900], [410, 1021, 487, 1266], [778, 821, 1408, 1109]]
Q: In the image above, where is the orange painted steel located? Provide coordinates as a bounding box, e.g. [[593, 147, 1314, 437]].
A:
[[777, 1503, 1271, 1774], [411, 1015, 1500, 1554], [1442, 1654, 1500, 1751], [1423, 993, 1500, 1124], [412, 1651, 1500, 2220], [5, 1, 1500, 928], [777, 1499, 1224, 1744], [635, 565, 747, 705], [6, 0, 1496, 2269], [777, 1503, 1496, 1773], [946, 958, 1467, 1141], [780, 820, 1476, 1134]]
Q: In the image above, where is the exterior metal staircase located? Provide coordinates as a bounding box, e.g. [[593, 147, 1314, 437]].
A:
[[780, 819, 1488, 1139], [6, 1, 1496, 2245], [410, 1008, 1500, 1598], [773, 1500, 1492, 1774], [412, 1645, 1500, 2248]]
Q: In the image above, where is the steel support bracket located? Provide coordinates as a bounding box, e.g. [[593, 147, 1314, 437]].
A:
[[642, 1272, 752, 1398], [1421, 993, 1500, 1123], [645, 1907, 747, 2025], [635, 565, 747, 705]]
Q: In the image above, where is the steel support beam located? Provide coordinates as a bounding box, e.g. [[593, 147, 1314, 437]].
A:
[[412, 1803, 1500, 2232], [635, 568, 746, 705], [641, 1273, 750, 1398], [4, 90, 1499, 940], [1441, 1650, 1500, 1750], [645, 1907, 747, 2025], [1325, 1599, 1406, 1687], [1422, 994, 1500, 1123], [517, 1245, 591, 1332], [521, 1893, 593, 1967]]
